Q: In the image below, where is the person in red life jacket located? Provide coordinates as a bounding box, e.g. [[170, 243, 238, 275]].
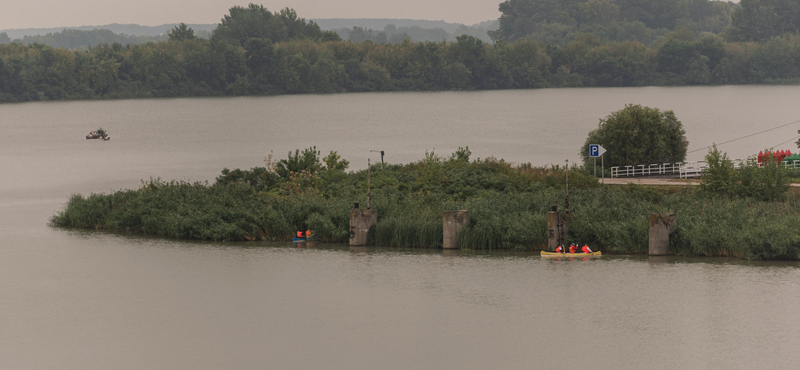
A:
[[555, 245, 564, 253], [296, 231, 304, 238], [582, 244, 593, 254], [568, 243, 578, 253]]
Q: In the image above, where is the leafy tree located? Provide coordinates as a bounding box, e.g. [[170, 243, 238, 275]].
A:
[[702, 145, 790, 200], [216, 167, 278, 190], [212, 4, 288, 46], [728, 0, 800, 42], [699, 144, 736, 196], [580, 104, 688, 168], [168, 23, 196, 42], [617, 0, 686, 30], [736, 152, 791, 201], [678, 0, 734, 34], [212, 4, 324, 46], [490, 0, 582, 42], [448, 35, 512, 88], [275, 146, 321, 178], [657, 37, 711, 84], [449, 146, 472, 162], [0, 32, 11, 44], [796, 130, 800, 149], [578, 0, 621, 26], [245, 37, 283, 93], [323, 151, 349, 171]]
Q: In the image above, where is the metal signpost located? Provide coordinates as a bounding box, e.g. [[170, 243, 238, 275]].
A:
[[589, 144, 607, 184]]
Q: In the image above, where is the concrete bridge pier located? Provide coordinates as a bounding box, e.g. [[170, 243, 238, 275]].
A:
[[350, 203, 377, 246], [547, 207, 568, 251], [649, 213, 677, 255], [443, 210, 469, 249]]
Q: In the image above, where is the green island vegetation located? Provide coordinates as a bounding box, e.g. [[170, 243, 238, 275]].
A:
[[2, 0, 800, 102], [50, 106, 800, 260]]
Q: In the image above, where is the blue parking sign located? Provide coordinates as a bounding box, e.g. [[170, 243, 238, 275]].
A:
[[589, 144, 606, 157]]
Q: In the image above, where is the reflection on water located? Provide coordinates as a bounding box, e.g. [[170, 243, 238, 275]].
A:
[[442, 249, 461, 257]]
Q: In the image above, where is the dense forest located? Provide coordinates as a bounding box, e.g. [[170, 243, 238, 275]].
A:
[[2, 0, 800, 103]]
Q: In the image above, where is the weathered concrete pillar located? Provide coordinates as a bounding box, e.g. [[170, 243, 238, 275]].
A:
[[350, 207, 377, 246], [649, 213, 677, 256], [547, 209, 568, 251], [443, 210, 469, 249]]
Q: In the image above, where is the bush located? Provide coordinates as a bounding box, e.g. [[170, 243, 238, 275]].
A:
[[580, 104, 688, 168], [700, 145, 790, 201]]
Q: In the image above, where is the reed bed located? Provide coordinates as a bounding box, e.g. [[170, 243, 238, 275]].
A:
[[50, 154, 800, 260]]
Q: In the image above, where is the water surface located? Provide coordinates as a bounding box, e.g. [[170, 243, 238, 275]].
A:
[[2, 87, 800, 369]]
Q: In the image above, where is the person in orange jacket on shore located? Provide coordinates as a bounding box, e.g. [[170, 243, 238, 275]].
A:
[[555, 245, 564, 253], [568, 243, 578, 253], [582, 244, 593, 253]]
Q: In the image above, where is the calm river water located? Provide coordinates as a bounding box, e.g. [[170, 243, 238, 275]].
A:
[[2, 86, 800, 369]]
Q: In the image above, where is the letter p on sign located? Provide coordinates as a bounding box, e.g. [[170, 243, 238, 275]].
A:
[[590, 144, 606, 157]]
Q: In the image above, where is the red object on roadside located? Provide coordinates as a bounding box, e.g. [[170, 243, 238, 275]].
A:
[[758, 151, 764, 164]]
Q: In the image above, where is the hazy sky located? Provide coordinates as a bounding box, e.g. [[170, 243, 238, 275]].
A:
[[3, 1, 502, 30]]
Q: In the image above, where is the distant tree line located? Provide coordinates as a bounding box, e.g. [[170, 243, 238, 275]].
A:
[[334, 22, 496, 44], [1, 1, 800, 103], [9, 29, 169, 49]]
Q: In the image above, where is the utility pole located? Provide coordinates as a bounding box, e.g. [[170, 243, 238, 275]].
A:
[[367, 158, 371, 209], [565, 159, 570, 214], [370, 150, 384, 164]]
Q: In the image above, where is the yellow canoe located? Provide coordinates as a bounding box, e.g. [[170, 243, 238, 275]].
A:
[[541, 250, 602, 257]]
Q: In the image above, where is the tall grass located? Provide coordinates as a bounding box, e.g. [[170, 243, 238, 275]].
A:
[[50, 159, 800, 259]]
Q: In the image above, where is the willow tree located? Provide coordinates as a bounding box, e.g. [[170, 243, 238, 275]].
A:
[[580, 104, 688, 168]]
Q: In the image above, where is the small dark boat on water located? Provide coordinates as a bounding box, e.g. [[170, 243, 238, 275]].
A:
[[86, 128, 110, 141]]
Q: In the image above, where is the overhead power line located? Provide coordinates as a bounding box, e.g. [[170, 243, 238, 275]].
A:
[[771, 135, 800, 150], [688, 118, 800, 154]]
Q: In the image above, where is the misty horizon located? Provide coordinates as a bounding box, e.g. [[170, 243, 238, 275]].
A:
[[2, 0, 505, 30]]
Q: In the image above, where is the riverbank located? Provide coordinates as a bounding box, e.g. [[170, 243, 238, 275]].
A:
[[4, 31, 800, 104], [50, 151, 800, 260]]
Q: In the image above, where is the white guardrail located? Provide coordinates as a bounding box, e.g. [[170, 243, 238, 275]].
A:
[[610, 160, 800, 179]]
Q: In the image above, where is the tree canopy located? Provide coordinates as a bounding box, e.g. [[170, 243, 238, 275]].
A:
[[489, 0, 737, 44], [168, 23, 196, 42], [4, 3, 800, 103], [211, 4, 335, 46], [580, 104, 688, 168], [728, 0, 800, 41], [700, 144, 790, 201]]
